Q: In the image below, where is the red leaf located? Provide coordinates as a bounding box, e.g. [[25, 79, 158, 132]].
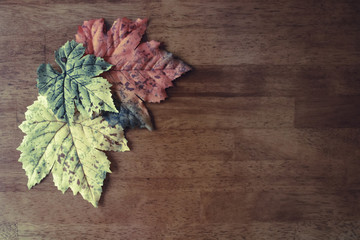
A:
[[76, 17, 191, 103]]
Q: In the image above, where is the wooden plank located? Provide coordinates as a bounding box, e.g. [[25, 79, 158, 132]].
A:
[[163, 223, 298, 240], [16, 221, 360, 240], [171, 65, 360, 97], [0, 191, 200, 226], [18, 223, 162, 240], [148, 97, 294, 129], [200, 190, 360, 223], [236, 128, 360, 161], [295, 96, 360, 128]]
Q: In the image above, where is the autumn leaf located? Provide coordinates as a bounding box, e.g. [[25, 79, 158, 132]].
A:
[[37, 40, 118, 124], [75, 17, 191, 129], [17, 96, 129, 207]]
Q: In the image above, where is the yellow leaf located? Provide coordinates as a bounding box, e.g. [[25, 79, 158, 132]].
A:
[[17, 96, 129, 207]]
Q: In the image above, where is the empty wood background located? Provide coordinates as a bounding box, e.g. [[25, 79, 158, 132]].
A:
[[1, 0, 360, 239]]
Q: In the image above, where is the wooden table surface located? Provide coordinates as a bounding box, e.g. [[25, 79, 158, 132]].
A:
[[1, 0, 360, 239]]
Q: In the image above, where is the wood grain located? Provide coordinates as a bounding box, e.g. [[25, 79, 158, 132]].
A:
[[1, 0, 360, 239], [295, 96, 360, 128]]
